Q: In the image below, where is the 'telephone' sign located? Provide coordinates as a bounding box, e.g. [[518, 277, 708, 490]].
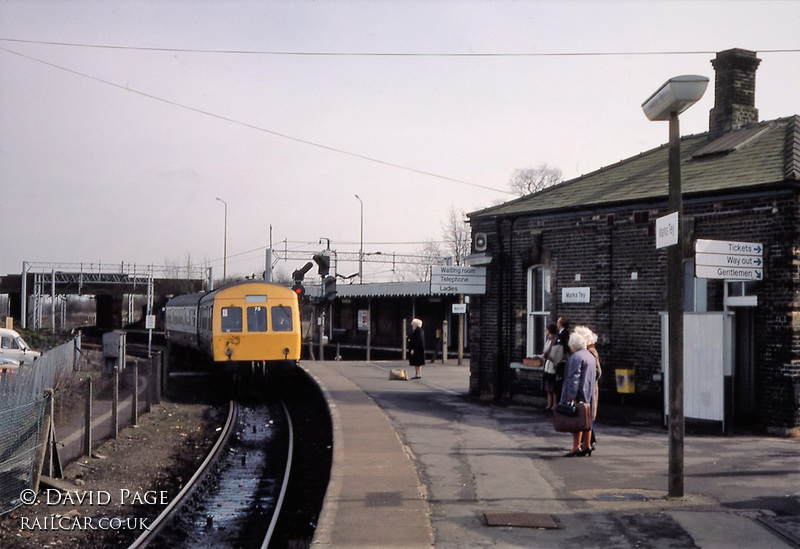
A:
[[430, 266, 486, 294]]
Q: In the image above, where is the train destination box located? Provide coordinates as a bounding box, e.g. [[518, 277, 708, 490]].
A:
[[430, 266, 486, 295], [694, 238, 764, 280]]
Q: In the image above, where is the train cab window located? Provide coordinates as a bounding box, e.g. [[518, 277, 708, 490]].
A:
[[247, 306, 268, 332], [221, 307, 243, 332], [271, 306, 293, 332]]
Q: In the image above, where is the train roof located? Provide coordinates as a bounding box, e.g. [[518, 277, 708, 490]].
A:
[[199, 280, 294, 303], [164, 292, 204, 308]]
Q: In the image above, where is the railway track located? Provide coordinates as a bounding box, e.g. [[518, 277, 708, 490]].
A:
[[129, 397, 293, 548]]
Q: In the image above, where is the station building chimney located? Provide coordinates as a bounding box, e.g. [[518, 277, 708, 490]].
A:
[[708, 48, 762, 139]]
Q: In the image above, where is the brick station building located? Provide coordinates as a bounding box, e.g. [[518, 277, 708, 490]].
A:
[[466, 49, 800, 435]]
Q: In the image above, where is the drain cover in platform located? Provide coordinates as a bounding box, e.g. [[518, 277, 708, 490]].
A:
[[594, 492, 649, 502], [483, 511, 558, 529]]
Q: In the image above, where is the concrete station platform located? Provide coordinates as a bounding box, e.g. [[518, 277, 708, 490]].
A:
[[302, 360, 800, 548]]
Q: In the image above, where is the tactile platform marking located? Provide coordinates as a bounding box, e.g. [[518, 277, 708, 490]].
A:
[[483, 511, 558, 529]]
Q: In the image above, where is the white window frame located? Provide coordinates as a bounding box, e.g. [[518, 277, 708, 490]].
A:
[[725, 280, 758, 308], [526, 265, 551, 357]]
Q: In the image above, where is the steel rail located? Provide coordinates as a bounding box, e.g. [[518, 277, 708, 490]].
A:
[[261, 399, 294, 548], [128, 399, 239, 549]]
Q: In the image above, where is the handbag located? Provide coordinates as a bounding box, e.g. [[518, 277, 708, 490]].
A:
[[553, 401, 591, 433], [555, 401, 576, 416]]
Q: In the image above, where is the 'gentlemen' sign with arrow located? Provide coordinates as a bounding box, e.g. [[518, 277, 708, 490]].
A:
[[694, 239, 764, 280]]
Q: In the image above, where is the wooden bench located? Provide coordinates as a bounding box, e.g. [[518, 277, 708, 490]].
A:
[[509, 357, 544, 398]]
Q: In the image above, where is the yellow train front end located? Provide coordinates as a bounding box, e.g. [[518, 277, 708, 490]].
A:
[[199, 282, 301, 371]]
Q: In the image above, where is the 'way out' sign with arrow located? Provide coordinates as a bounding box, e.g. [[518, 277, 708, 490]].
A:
[[694, 239, 764, 280]]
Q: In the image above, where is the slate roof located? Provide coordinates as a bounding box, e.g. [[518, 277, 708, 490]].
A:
[[470, 115, 800, 220]]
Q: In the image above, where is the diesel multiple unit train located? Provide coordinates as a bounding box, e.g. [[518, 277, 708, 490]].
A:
[[164, 281, 302, 373]]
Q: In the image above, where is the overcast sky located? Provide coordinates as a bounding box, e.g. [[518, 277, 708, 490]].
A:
[[1, 1, 798, 282]]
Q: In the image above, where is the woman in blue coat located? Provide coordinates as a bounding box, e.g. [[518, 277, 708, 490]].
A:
[[560, 331, 597, 457]]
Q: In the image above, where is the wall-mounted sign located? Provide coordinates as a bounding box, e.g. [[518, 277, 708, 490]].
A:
[[695, 239, 764, 280], [430, 266, 486, 294], [452, 303, 467, 314], [358, 310, 370, 331], [562, 287, 591, 303]]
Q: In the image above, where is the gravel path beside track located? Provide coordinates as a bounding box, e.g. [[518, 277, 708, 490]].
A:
[[0, 399, 222, 548]]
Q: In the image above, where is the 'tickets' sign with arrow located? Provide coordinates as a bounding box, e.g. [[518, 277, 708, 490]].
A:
[[694, 239, 764, 280]]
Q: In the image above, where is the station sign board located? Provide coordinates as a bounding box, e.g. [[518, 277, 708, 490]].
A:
[[430, 266, 486, 295], [562, 287, 591, 303], [655, 212, 679, 249], [694, 239, 764, 280]]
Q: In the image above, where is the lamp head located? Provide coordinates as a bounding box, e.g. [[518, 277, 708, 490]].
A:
[[642, 75, 709, 121]]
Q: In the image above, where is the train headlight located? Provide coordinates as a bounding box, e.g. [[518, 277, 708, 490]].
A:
[[283, 347, 289, 359], [225, 348, 233, 358]]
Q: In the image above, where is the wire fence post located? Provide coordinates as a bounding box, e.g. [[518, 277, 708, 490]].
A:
[[112, 367, 119, 439], [84, 377, 92, 457], [163, 346, 170, 395], [146, 358, 152, 414], [132, 359, 139, 427], [46, 389, 55, 477], [154, 352, 162, 405], [32, 390, 53, 491]]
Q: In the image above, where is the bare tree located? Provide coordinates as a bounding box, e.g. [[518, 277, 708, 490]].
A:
[[442, 206, 471, 266], [271, 266, 293, 285], [509, 163, 563, 196], [399, 239, 445, 282], [162, 253, 209, 294]]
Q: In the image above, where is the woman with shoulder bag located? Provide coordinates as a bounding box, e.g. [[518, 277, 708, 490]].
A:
[[541, 323, 559, 410], [560, 330, 597, 457]]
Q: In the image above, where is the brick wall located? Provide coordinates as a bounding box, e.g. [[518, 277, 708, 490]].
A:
[[469, 187, 800, 432]]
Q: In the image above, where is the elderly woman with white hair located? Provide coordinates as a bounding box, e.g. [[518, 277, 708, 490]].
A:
[[560, 330, 597, 457], [573, 325, 601, 451], [408, 318, 426, 379]]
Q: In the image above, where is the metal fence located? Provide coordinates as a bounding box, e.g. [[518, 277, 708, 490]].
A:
[[0, 399, 46, 513], [0, 337, 80, 515]]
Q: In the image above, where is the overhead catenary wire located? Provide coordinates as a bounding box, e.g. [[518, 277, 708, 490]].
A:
[[1, 38, 798, 57], [0, 45, 513, 195], [3, 40, 797, 194]]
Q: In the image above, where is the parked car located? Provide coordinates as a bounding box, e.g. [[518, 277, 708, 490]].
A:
[[0, 357, 20, 372], [0, 328, 41, 365]]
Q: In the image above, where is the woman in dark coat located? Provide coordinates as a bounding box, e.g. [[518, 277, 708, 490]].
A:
[[408, 318, 425, 379], [560, 331, 597, 457]]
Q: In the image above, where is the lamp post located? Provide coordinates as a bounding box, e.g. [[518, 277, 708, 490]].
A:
[[642, 75, 708, 498], [215, 197, 228, 283], [355, 194, 363, 282]]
